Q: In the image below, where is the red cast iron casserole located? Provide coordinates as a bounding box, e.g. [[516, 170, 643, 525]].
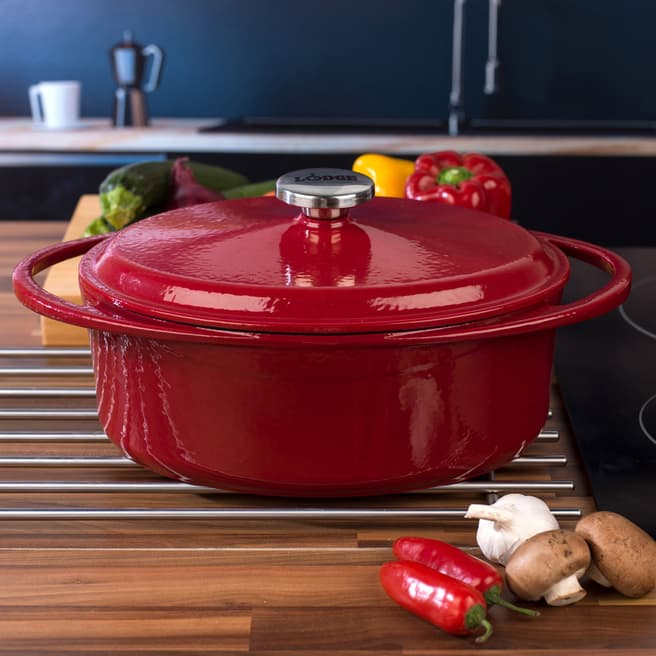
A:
[[13, 169, 631, 496]]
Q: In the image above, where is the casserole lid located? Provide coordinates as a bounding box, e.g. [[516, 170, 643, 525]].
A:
[[79, 168, 570, 334]]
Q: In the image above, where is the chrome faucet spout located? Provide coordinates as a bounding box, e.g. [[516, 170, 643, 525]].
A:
[[485, 0, 502, 95], [449, 0, 467, 136]]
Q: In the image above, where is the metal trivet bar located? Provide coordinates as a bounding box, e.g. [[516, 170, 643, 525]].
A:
[[0, 428, 561, 443], [0, 507, 582, 520], [0, 347, 578, 520], [0, 367, 94, 376], [0, 480, 574, 493], [0, 388, 96, 398], [0, 347, 91, 358], [0, 431, 107, 442], [0, 409, 99, 420], [0, 454, 568, 468]]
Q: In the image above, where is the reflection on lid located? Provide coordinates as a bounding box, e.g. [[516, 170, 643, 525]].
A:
[[279, 216, 372, 288], [368, 285, 485, 312]]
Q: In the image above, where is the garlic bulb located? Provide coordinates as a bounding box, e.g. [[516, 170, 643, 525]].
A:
[[465, 494, 560, 566]]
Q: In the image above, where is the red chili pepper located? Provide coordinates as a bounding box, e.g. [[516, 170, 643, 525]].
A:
[[380, 560, 493, 643], [393, 536, 539, 617], [404, 150, 511, 219]]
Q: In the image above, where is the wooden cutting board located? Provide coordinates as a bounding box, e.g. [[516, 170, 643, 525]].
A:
[[41, 195, 101, 345]]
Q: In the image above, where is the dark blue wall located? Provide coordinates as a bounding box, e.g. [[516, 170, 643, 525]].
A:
[[1, 0, 654, 122]]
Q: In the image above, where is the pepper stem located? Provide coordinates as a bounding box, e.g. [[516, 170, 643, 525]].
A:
[[495, 597, 541, 617], [484, 585, 540, 617], [474, 619, 494, 644], [437, 166, 474, 186], [464, 603, 494, 643]]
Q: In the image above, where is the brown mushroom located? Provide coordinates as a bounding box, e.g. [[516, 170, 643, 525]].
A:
[[575, 511, 656, 598], [504, 529, 591, 606]]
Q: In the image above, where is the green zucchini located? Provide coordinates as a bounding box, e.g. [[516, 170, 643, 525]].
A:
[[222, 179, 276, 199], [82, 215, 116, 237], [99, 161, 171, 230], [186, 161, 249, 195], [98, 159, 250, 230]]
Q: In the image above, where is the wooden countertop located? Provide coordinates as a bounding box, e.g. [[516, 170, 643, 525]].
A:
[[1, 220, 655, 653], [3, 117, 656, 157]]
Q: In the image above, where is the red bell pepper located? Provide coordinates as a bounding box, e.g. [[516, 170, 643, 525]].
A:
[[405, 150, 511, 219], [380, 560, 494, 643], [393, 536, 539, 617]]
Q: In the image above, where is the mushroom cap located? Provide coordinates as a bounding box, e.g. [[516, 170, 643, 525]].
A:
[[505, 529, 591, 601], [576, 511, 656, 598]]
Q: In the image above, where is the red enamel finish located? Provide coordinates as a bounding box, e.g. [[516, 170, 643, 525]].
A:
[[12, 197, 632, 496], [90, 327, 555, 496], [78, 197, 569, 333]]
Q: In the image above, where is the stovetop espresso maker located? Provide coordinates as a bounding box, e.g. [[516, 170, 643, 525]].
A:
[[110, 31, 164, 127]]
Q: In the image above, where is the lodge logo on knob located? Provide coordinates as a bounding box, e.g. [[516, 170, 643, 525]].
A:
[[293, 173, 358, 184]]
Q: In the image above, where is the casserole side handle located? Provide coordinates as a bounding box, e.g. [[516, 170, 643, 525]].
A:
[[532, 231, 633, 326], [12, 236, 254, 343], [388, 233, 632, 344]]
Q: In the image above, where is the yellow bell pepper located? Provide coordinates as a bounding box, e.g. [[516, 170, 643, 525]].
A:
[[352, 153, 415, 198]]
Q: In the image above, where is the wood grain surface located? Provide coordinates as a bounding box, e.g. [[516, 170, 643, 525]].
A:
[[1, 219, 655, 654], [41, 195, 99, 345]]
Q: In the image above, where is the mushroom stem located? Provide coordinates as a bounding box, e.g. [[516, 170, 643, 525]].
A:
[[543, 574, 587, 606], [586, 561, 612, 588], [464, 504, 515, 525]]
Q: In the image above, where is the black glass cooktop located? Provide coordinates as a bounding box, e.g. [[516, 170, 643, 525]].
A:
[[555, 247, 656, 536]]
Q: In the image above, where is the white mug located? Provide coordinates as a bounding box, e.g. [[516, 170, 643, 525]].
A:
[[29, 81, 81, 129]]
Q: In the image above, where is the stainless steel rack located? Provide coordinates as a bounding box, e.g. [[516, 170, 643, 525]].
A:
[[0, 347, 581, 520]]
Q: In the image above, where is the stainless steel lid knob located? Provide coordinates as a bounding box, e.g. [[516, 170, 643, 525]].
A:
[[276, 168, 374, 219]]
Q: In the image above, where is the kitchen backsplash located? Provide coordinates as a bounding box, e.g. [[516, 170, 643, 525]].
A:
[[1, 0, 654, 123]]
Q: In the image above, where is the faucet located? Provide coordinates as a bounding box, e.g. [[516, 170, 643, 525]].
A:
[[448, 0, 502, 136], [448, 0, 467, 136], [484, 0, 502, 95]]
